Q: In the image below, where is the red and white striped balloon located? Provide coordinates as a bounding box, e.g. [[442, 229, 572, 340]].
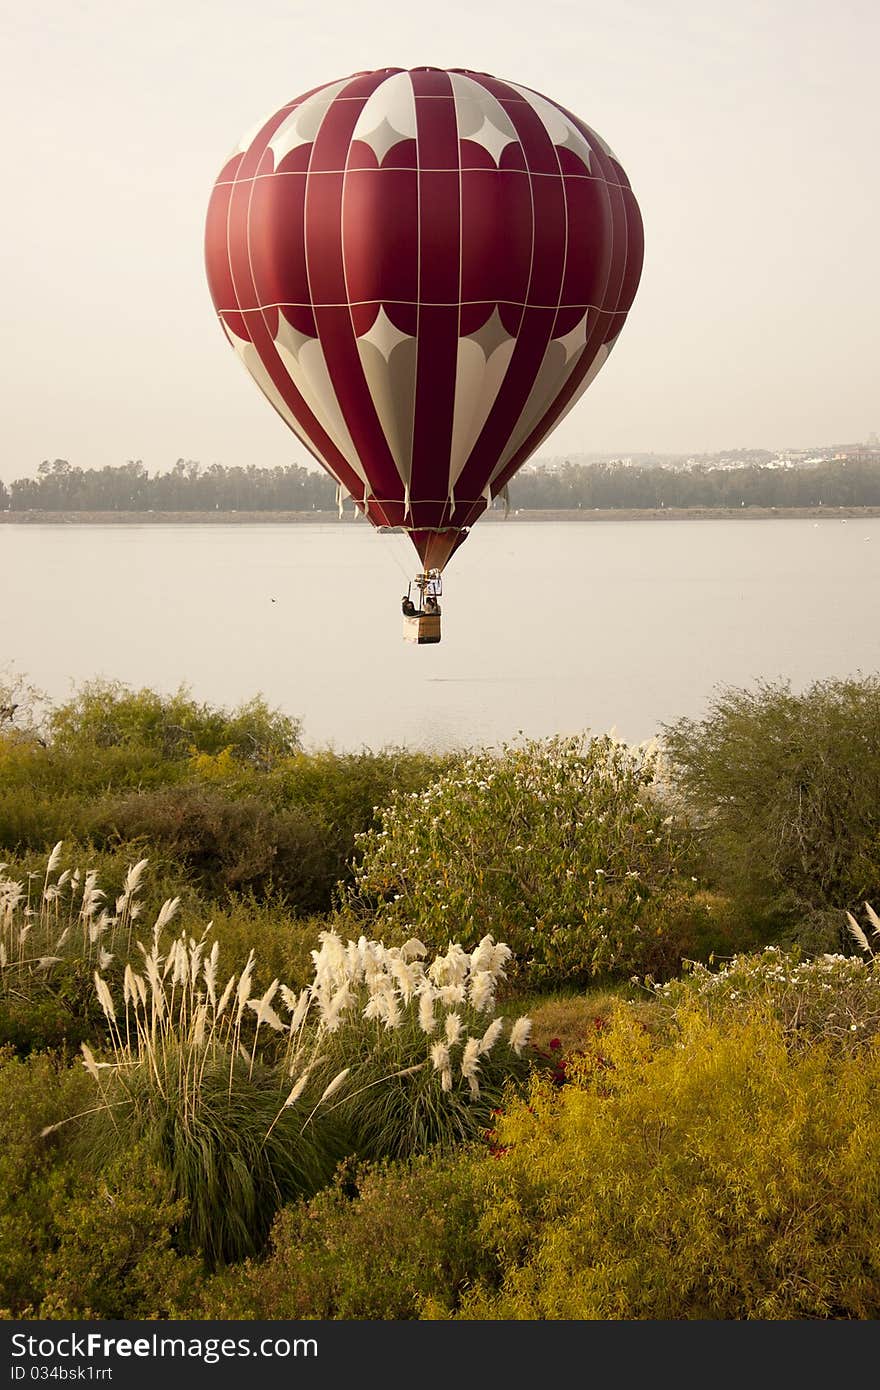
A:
[[205, 67, 643, 572]]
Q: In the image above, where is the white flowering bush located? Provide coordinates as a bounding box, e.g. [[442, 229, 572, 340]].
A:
[[351, 734, 697, 985], [655, 936, 880, 1051]]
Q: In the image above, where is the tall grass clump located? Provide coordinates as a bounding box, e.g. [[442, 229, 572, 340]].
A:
[[71, 914, 530, 1263], [352, 733, 699, 986], [0, 844, 155, 1050], [302, 929, 533, 1159], [72, 926, 341, 1264]]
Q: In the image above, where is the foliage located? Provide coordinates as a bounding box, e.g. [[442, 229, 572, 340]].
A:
[[523, 987, 661, 1056], [663, 676, 880, 942], [203, 1158, 492, 1320], [0, 1049, 93, 1315], [36, 1147, 204, 1319], [7, 455, 880, 513], [49, 680, 300, 768], [448, 1007, 880, 1319], [269, 746, 459, 889], [0, 667, 51, 740], [0, 683, 451, 913], [0, 845, 135, 1052], [86, 783, 332, 907], [509, 455, 880, 510], [654, 937, 880, 1052], [6, 458, 335, 512], [0, 1049, 204, 1320], [352, 734, 698, 986]]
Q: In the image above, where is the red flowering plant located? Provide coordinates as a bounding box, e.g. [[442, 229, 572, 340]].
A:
[[529, 1017, 619, 1090]]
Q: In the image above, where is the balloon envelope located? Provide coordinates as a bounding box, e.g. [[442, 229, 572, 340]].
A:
[[205, 67, 643, 571]]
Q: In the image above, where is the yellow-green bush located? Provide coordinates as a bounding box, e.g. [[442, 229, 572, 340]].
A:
[[448, 1007, 880, 1319], [37, 1147, 205, 1320], [0, 1051, 92, 1314], [48, 681, 300, 768]]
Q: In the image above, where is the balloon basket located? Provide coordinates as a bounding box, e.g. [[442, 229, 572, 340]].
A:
[[403, 612, 441, 644], [402, 569, 442, 643]]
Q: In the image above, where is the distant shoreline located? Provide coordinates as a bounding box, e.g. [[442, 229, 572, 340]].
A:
[[3, 506, 880, 526]]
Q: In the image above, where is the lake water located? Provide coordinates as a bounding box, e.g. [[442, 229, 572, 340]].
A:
[[3, 519, 879, 751]]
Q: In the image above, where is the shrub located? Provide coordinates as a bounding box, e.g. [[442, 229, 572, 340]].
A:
[[655, 939, 880, 1052], [0, 1049, 92, 1315], [86, 783, 332, 907], [271, 745, 455, 851], [0, 1048, 203, 1320], [451, 1007, 880, 1319], [662, 676, 880, 940], [0, 683, 451, 910], [185, 745, 457, 899], [0, 668, 50, 741], [49, 680, 300, 768], [37, 1147, 205, 1320], [351, 734, 698, 986], [204, 1157, 492, 1320]]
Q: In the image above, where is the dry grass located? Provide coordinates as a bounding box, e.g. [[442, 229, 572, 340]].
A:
[[526, 989, 662, 1053]]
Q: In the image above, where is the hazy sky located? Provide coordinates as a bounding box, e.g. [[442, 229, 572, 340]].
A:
[[3, 0, 877, 481]]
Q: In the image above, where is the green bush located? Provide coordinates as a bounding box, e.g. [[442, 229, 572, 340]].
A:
[[0, 1050, 93, 1315], [188, 744, 457, 899], [37, 1147, 204, 1320], [0, 683, 451, 915], [352, 734, 699, 986], [663, 676, 880, 942], [86, 783, 332, 907], [204, 1158, 492, 1320], [449, 1007, 880, 1319], [271, 745, 456, 855], [49, 680, 300, 768], [0, 1049, 204, 1320], [0, 993, 93, 1056]]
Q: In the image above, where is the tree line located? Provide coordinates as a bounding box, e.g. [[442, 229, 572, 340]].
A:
[[2, 455, 880, 512], [509, 456, 880, 510], [1, 459, 336, 512]]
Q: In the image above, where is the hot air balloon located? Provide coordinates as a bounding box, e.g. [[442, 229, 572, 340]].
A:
[[205, 67, 643, 643]]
